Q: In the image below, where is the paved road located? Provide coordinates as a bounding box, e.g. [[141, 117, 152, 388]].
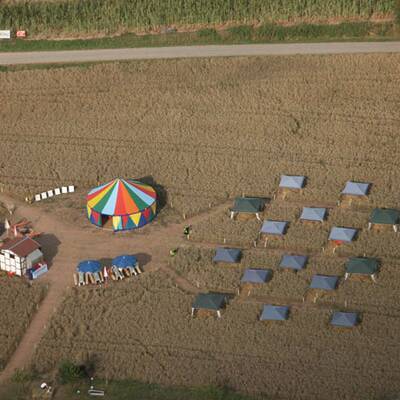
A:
[[0, 41, 400, 65]]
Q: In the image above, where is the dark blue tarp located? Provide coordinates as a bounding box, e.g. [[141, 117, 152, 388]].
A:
[[331, 311, 359, 327], [310, 275, 339, 290], [279, 255, 308, 270], [241, 269, 271, 284], [260, 305, 289, 321], [77, 260, 101, 273], [213, 248, 242, 263], [112, 255, 137, 269]]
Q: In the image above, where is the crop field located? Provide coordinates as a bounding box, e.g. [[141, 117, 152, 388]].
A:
[[1, 53, 400, 218], [2, 53, 400, 399], [32, 269, 400, 400], [0, 0, 396, 37], [0, 274, 46, 370]]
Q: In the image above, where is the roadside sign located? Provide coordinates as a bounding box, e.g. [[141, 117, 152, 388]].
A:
[[16, 30, 27, 38], [0, 30, 11, 39]]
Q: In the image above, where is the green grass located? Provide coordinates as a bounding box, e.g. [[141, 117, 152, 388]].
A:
[[0, 378, 264, 400], [0, 21, 397, 54], [0, 0, 395, 37]]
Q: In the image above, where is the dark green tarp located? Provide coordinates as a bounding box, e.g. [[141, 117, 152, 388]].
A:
[[346, 257, 378, 275], [232, 197, 264, 213], [192, 293, 226, 311], [370, 208, 399, 225]]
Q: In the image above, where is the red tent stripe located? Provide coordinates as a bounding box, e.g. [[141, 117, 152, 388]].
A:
[[129, 181, 157, 198]]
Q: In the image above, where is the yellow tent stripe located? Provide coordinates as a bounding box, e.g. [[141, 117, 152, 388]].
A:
[[112, 216, 121, 230], [130, 212, 141, 226]]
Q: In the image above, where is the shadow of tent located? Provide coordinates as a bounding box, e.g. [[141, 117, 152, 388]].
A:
[[135, 253, 152, 269], [138, 176, 168, 213], [98, 257, 112, 267], [36, 233, 61, 268]]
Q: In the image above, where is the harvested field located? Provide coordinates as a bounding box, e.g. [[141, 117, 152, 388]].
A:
[[2, 53, 400, 399], [32, 271, 400, 400], [0, 274, 46, 370], [1, 54, 400, 218]]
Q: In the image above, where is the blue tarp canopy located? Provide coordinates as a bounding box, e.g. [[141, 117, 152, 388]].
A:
[[241, 269, 271, 284], [260, 305, 289, 321], [310, 275, 339, 290], [260, 220, 288, 235], [77, 260, 101, 273], [342, 181, 370, 196], [279, 254, 308, 270], [328, 227, 357, 242], [331, 311, 359, 327], [213, 248, 242, 263], [112, 255, 137, 269], [300, 207, 327, 222], [279, 175, 305, 189]]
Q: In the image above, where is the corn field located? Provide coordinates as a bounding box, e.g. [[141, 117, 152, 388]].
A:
[[0, 0, 396, 35]]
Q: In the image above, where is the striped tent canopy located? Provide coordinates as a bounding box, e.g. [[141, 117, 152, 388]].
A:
[[87, 178, 157, 231]]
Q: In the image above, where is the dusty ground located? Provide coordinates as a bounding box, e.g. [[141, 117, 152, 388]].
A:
[[0, 274, 46, 370], [1, 54, 400, 399]]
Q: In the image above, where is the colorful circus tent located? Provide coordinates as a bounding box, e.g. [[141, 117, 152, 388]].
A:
[[87, 178, 157, 231]]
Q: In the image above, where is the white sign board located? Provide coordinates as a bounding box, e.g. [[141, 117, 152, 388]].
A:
[[0, 30, 11, 39]]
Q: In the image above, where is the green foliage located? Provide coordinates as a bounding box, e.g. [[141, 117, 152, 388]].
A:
[[0, 0, 396, 36], [395, 0, 400, 25], [255, 21, 394, 41], [11, 368, 36, 383], [227, 25, 253, 41], [58, 360, 86, 384], [197, 28, 219, 39], [0, 21, 396, 55]]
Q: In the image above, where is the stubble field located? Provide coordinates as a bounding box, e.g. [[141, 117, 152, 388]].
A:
[[1, 53, 400, 399], [0, 274, 46, 370], [1, 54, 400, 216]]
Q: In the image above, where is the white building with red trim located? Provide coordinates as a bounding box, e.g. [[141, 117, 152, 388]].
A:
[[0, 236, 43, 276]]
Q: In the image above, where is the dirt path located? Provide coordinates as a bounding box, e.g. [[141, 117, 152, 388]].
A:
[[0, 42, 400, 66], [0, 194, 231, 382]]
